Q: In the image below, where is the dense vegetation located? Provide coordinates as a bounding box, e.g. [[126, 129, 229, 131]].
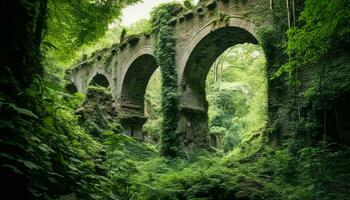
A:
[[1, 0, 349, 200], [152, 2, 183, 157]]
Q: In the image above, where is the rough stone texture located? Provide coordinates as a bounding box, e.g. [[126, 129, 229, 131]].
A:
[[67, 0, 283, 148], [75, 87, 118, 138]]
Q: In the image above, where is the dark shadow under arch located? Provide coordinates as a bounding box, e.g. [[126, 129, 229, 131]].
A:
[[90, 74, 109, 88], [121, 54, 158, 112], [65, 83, 78, 94], [120, 54, 158, 139]]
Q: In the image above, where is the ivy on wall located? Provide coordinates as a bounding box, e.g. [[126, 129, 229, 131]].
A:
[[151, 3, 183, 157]]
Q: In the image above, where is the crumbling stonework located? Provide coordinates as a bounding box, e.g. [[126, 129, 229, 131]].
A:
[[75, 86, 118, 138], [67, 0, 289, 148]]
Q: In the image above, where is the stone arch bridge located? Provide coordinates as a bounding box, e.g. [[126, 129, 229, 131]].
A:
[[67, 0, 282, 148]]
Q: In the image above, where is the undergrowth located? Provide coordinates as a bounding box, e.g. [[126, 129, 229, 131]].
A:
[[104, 133, 350, 200]]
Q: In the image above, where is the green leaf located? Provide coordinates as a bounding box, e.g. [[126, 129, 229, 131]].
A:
[[18, 159, 41, 170], [8, 103, 38, 119], [1, 164, 24, 175]]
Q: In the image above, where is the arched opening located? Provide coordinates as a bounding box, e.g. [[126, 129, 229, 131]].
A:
[[89, 73, 109, 88], [120, 54, 158, 139], [206, 43, 267, 151], [143, 68, 162, 143], [65, 83, 78, 94], [180, 26, 267, 150]]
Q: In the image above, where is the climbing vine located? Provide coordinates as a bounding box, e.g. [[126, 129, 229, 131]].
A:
[[151, 3, 183, 157]]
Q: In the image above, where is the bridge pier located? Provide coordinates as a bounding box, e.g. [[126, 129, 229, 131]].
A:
[[178, 107, 209, 149], [117, 97, 147, 140], [120, 116, 147, 140]]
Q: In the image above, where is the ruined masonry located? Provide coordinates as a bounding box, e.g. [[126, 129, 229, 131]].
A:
[[67, 0, 277, 148]]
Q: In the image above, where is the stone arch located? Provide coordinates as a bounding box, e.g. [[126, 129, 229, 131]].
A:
[[119, 51, 158, 139], [180, 17, 258, 93], [118, 46, 156, 109], [65, 83, 78, 94], [178, 18, 261, 148], [88, 73, 110, 88]]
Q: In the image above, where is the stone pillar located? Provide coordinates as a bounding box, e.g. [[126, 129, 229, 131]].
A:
[[209, 133, 222, 149], [178, 107, 209, 149], [120, 116, 147, 140], [117, 97, 147, 140]]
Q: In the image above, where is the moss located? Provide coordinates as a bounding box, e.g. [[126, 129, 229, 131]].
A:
[[217, 12, 230, 26], [256, 27, 287, 79], [150, 2, 183, 32], [151, 3, 183, 157], [103, 52, 114, 66], [75, 86, 118, 138]]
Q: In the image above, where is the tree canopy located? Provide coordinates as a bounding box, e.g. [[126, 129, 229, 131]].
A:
[[44, 0, 139, 65]]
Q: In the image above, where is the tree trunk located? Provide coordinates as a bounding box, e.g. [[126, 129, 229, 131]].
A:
[[270, 0, 274, 10], [286, 0, 291, 28], [292, 0, 296, 26]]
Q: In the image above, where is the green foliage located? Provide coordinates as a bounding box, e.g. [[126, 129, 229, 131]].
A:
[[0, 81, 118, 199], [100, 133, 350, 200], [69, 21, 124, 66], [76, 86, 118, 138], [206, 44, 268, 152], [272, 0, 350, 148], [151, 2, 183, 32], [126, 19, 152, 36], [4, 1, 350, 199], [1, 0, 138, 197], [276, 0, 350, 76], [44, 0, 140, 65], [103, 133, 158, 199], [152, 3, 184, 157]]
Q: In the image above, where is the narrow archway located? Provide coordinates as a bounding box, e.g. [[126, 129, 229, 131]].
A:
[[180, 25, 264, 148], [65, 83, 78, 94], [120, 54, 158, 139], [89, 73, 109, 88]]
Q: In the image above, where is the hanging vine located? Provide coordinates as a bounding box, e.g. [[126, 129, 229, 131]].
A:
[[151, 3, 183, 157]]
